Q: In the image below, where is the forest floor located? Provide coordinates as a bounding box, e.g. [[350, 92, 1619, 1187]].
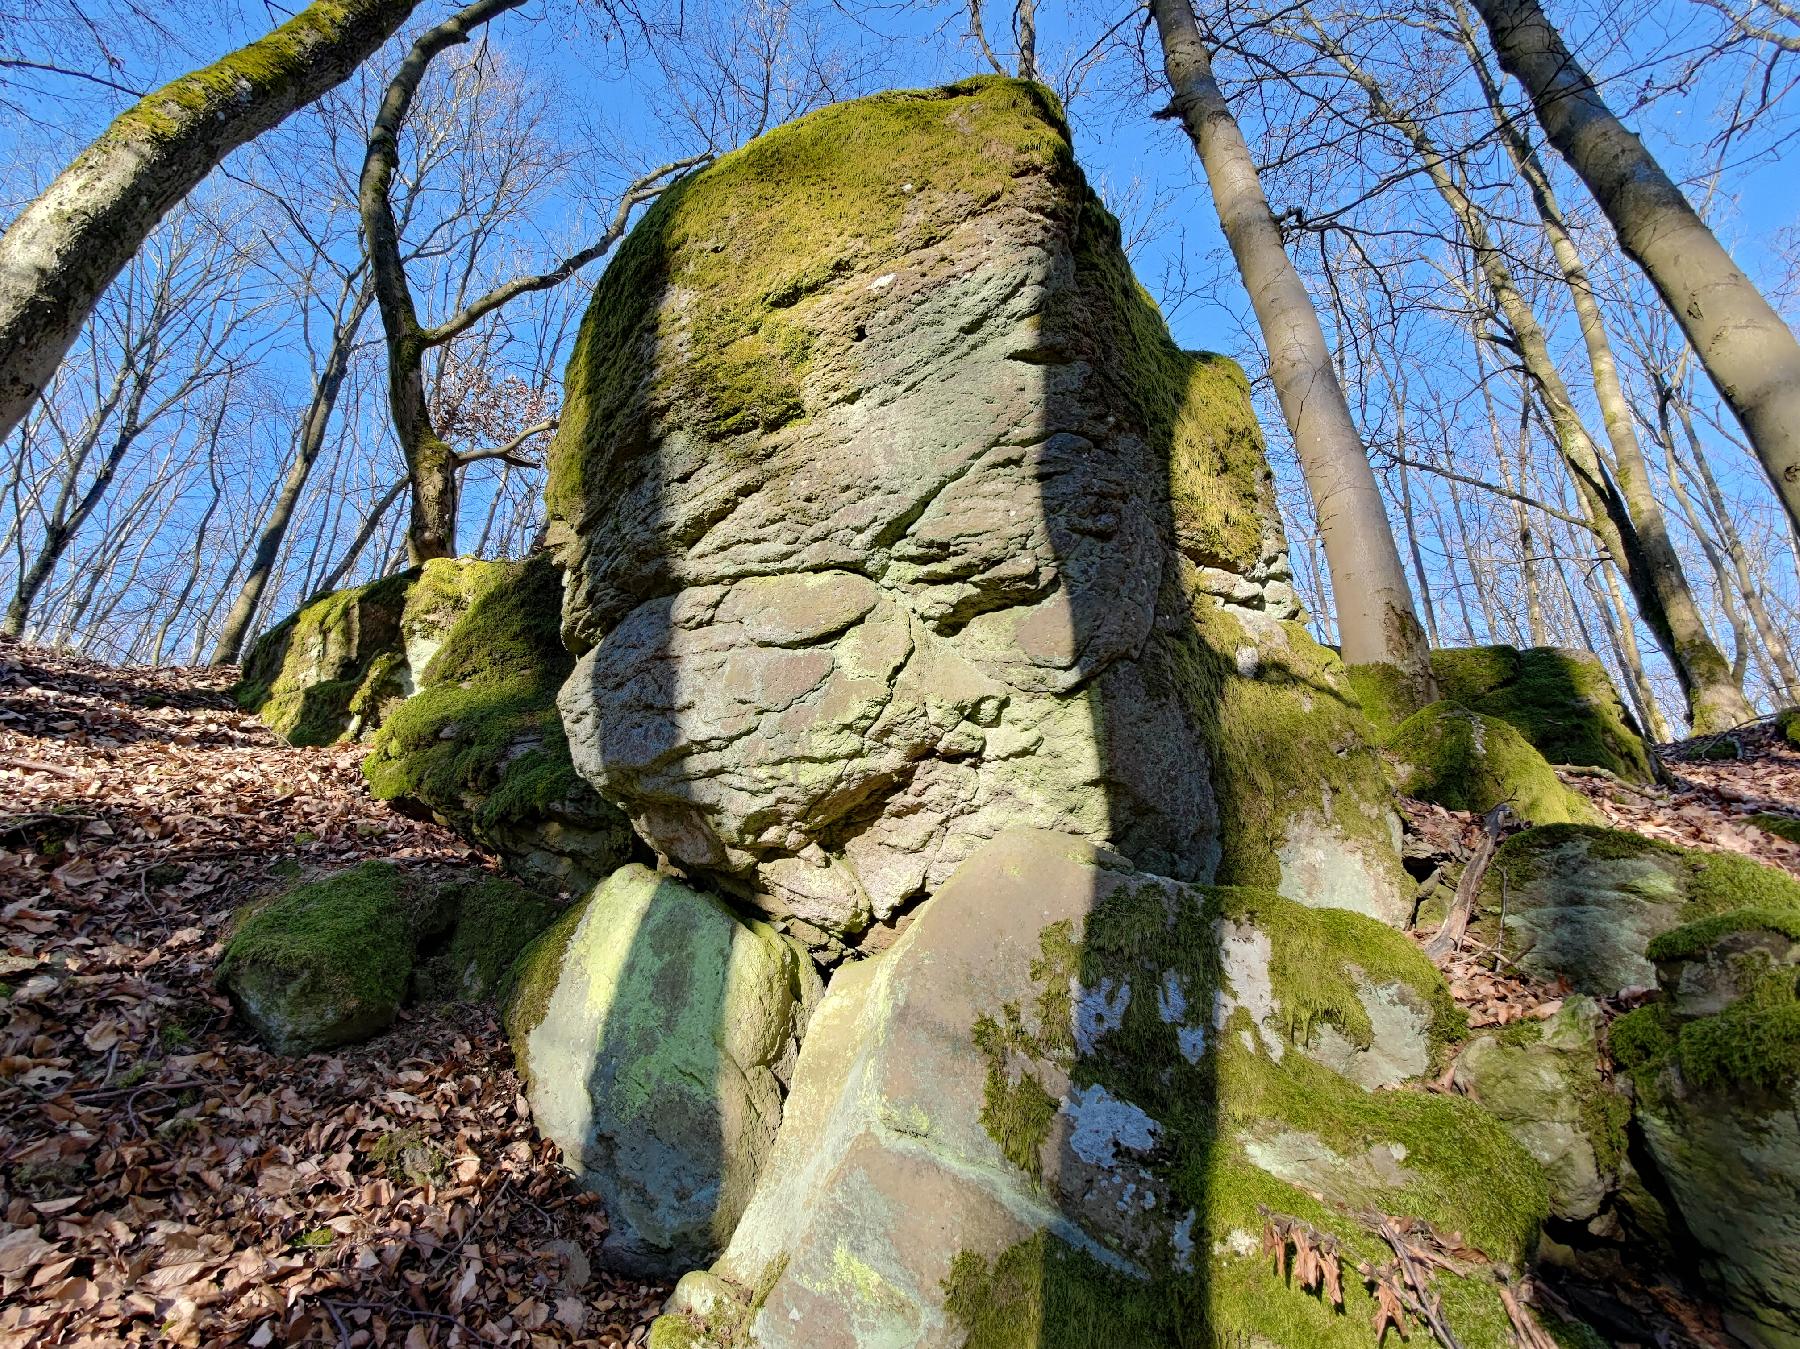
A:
[[1, 636, 1797, 1347]]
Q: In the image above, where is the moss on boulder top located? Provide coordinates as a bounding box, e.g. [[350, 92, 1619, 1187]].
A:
[[1349, 645, 1652, 783], [236, 557, 506, 747], [1387, 700, 1600, 826], [547, 76, 1405, 943], [216, 861, 559, 1054]]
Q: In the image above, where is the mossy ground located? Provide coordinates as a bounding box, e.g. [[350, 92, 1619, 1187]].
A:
[[1387, 701, 1600, 826], [1751, 812, 1800, 845], [955, 879, 1540, 1348], [362, 553, 597, 840]]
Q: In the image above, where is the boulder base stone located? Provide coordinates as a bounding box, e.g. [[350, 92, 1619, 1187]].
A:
[[503, 865, 821, 1276], [1487, 825, 1800, 995], [650, 832, 1544, 1348], [547, 77, 1407, 944]]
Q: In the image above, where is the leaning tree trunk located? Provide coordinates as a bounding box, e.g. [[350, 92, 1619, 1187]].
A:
[[1149, 0, 1436, 701], [1317, 30, 1751, 732], [1470, 0, 1800, 538], [0, 0, 420, 447]]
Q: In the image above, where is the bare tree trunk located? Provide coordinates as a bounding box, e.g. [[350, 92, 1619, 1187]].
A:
[[209, 282, 372, 662], [1150, 0, 1435, 700], [1469, 0, 1800, 536], [1661, 382, 1800, 700], [1316, 27, 1751, 732], [0, 0, 418, 446]]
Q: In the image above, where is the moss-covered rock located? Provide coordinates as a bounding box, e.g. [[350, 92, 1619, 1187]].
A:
[[1606, 911, 1800, 1346], [652, 832, 1544, 1348], [1387, 701, 1600, 826], [1753, 812, 1800, 845], [1777, 708, 1800, 750], [1450, 998, 1624, 1222], [216, 862, 560, 1054], [1481, 824, 1800, 994], [234, 572, 415, 746], [549, 77, 1406, 943], [1353, 646, 1651, 784], [503, 864, 821, 1276], [362, 552, 633, 892], [216, 862, 417, 1053]]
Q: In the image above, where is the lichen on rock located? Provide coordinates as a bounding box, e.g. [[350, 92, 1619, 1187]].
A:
[[548, 76, 1406, 946], [649, 832, 1544, 1348], [502, 864, 821, 1277]]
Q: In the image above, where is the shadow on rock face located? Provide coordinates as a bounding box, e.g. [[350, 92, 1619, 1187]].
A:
[[526, 77, 1528, 1345]]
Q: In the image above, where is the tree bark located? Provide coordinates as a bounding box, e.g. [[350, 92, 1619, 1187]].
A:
[[1469, 0, 1800, 538], [1150, 0, 1435, 700], [1317, 31, 1750, 731], [0, 0, 419, 447]]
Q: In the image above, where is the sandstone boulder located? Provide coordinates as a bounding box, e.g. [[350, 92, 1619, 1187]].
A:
[[503, 865, 822, 1276], [1484, 825, 1800, 995], [547, 77, 1407, 946], [649, 831, 1545, 1348]]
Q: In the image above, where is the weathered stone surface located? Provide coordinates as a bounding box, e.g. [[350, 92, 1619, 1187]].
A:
[[503, 865, 821, 1276], [1452, 998, 1618, 1222], [1488, 825, 1800, 995], [1638, 1079, 1800, 1348], [650, 832, 1544, 1348], [548, 78, 1407, 944]]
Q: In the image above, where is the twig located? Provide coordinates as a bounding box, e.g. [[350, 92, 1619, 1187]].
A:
[[1425, 803, 1510, 961]]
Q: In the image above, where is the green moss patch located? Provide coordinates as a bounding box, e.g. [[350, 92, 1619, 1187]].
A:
[[413, 875, 561, 1002], [1614, 969, 1800, 1097], [549, 77, 1076, 525], [1777, 708, 1800, 749], [1388, 701, 1600, 826], [235, 572, 415, 746], [1428, 645, 1652, 782], [1751, 812, 1800, 844], [961, 878, 1540, 1347], [362, 553, 598, 841], [1163, 603, 1407, 897]]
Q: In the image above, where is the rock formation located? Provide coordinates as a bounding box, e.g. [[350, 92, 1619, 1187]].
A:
[[546, 77, 1407, 949]]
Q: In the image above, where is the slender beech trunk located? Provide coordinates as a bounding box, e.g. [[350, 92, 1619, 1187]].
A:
[[1317, 27, 1750, 730], [210, 283, 373, 663], [1150, 0, 1435, 699], [1469, 0, 1800, 535], [318, 478, 409, 596], [0, 0, 419, 446]]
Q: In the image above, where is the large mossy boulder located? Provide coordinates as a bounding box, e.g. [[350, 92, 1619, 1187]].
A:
[[362, 552, 633, 892], [547, 77, 1409, 947], [216, 862, 555, 1054], [1351, 645, 1652, 783], [1611, 911, 1800, 1345], [235, 558, 500, 747], [1388, 701, 1600, 826], [1484, 824, 1800, 995], [650, 832, 1545, 1348], [503, 864, 822, 1276]]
